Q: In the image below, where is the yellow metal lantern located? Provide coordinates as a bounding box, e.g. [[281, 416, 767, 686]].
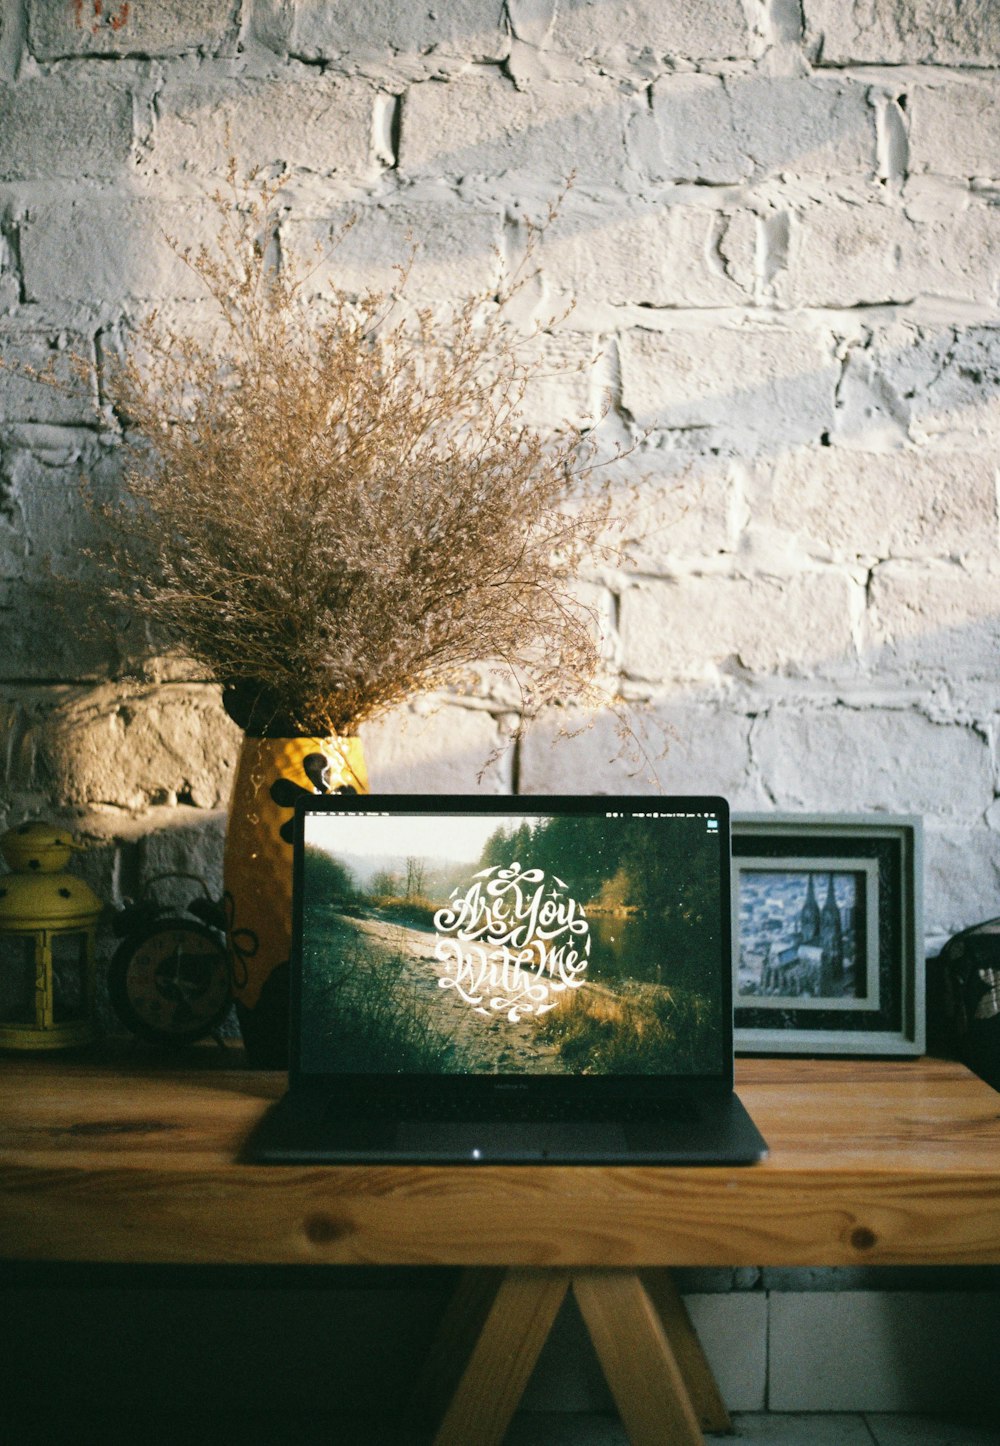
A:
[[0, 821, 102, 1049]]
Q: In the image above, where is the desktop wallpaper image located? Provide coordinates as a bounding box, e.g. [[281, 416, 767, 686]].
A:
[[299, 813, 724, 1076]]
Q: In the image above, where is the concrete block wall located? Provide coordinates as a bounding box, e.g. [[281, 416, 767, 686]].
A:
[[2, 10, 1000, 935]]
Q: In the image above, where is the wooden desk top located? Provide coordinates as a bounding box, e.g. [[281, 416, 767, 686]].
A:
[[1, 1056, 998, 1269]]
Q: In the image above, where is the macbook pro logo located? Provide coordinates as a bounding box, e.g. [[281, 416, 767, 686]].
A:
[[432, 862, 590, 1022]]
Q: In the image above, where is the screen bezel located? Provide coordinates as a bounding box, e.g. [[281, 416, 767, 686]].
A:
[[288, 794, 734, 1101]]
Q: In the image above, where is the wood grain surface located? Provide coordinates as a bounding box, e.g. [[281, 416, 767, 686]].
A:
[[639, 1269, 732, 1433], [1, 1056, 999, 1268], [431, 1269, 571, 1446], [573, 1270, 703, 1446]]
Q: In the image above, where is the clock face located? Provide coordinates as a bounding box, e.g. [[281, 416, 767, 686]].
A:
[[112, 921, 231, 1043]]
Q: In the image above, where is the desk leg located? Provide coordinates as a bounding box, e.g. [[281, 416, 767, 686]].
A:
[[639, 1270, 733, 1434], [410, 1268, 508, 1424], [430, 1268, 571, 1446], [572, 1270, 704, 1446], [417, 1267, 723, 1446]]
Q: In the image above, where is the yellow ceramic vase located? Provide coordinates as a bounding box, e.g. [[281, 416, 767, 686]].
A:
[[223, 734, 368, 1066]]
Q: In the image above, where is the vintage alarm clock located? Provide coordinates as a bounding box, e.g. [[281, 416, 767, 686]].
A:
[[109, 873, 231, 1046]]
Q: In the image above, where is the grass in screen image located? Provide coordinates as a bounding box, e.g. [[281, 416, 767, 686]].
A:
[[532, 979, 721, 1075], [302, 906, 474, 1074]]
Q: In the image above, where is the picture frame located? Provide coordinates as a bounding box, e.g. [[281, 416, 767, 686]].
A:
[[732, 814, 924, 1056]]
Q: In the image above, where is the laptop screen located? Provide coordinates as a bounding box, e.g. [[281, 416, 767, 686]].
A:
[[292, 796, 732, 1084]]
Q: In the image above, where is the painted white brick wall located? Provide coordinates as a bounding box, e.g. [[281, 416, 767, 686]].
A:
[[1, 0, 999, 957]]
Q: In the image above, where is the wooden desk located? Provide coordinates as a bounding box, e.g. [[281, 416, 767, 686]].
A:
[[2, 1057, 999, 1445]]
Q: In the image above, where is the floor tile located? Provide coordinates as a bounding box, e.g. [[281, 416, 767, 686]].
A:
[[865, 1415, 1000, 1446], [66, 1411, 993, 1446], [723, 1414, 875, 1444], [505, 1413, 628, 1445], [509, 1411, 888, 1446]]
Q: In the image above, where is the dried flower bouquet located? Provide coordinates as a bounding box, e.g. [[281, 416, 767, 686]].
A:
[[86, 170, 627, 743]]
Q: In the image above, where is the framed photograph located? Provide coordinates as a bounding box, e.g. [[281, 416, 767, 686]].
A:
[[732, 814, 924, 1056]]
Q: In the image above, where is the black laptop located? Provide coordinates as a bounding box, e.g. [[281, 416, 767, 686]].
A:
[[243, 794, 767, 1165]]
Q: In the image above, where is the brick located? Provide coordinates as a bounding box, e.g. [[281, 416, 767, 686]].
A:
[[246, 0, 295, 56], [619, 327, 839, 450], [0, 428, 118, 561], [49, 807, 229, 926], [0, 431, 124, 680], [925, 824, 1000, 938], [777, 199, 903, 308], [2, 433, 76, 585], [31, 685, 241, 811], [632, 74, 875, 185], [76, 827, 124, 903], [909, 83, 1000, 179], [0, 77, 132, 181], [908, 327, 1000, 448], [21, 197, 205, 307], [895, 195, 1000, 310], [776, 191, 1000, 309], [151, 77, 375, 180], [0, 332, 96, 425], [513, 331, 599, 429], [866, 561, 1000, 684], [0, 693, 29, 804], [27, 0, 235, 59], [359, 703, 511, 793], [745, 450, 998, 563], [293, 0, 506, 59], [617, 451, 733, 568], [830, 323, 920, 452], [399, 71, 630, 187], [831, 324, 1000, 452], [753, 708, 993, 818], [542, 0, 755, 63], [282, 196, 503, 305], [804, 0, 1000, 66], [537, 202, 755, 309], [619, 573, 856, 683], [518, 702, 759, 801], [137, 810, 228, 905], [0, 222, 18, 313]]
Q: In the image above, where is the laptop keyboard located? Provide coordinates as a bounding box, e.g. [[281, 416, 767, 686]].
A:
[[325, 1096, 698, 1126]]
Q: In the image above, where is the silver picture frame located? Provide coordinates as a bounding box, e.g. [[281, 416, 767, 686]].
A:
[[732, 814, 924, 1056]]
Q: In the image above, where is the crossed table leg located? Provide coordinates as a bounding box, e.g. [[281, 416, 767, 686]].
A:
[[411, 1267, 731, 1445]]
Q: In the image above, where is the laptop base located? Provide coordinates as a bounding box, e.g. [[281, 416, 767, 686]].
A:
[[242, 1089, 767, 1165]]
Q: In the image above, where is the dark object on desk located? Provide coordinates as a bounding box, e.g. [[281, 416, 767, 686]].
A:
[[109, 874, 231, 1046], [934, 917, 1000, 1091]]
